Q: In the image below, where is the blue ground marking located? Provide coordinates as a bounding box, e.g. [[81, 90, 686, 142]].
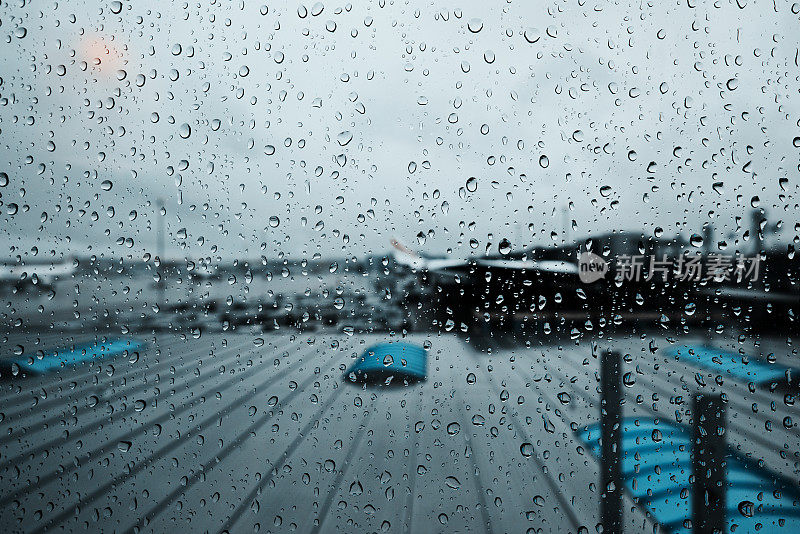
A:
[[579, 419, 800, 533], [345, 342, 427, 381], [12, 338, 146, 373], [663, 344, 790, 385]]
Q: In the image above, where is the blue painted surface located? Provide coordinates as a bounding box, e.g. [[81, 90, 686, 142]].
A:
[[663, 344, 789, 385], [12, 338, 146, 373], [345, 342, 427, 381], [579, 419, 800, 533]]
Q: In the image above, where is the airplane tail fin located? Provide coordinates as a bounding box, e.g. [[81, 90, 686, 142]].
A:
[[390, 239, 425, 269]]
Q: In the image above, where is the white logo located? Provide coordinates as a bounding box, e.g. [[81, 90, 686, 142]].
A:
[[578, 252, 608, 283]]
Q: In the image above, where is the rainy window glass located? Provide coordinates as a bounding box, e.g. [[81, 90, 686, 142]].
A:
[[1, 1, 799, 533]]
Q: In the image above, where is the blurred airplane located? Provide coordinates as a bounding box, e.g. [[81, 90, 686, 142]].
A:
[[390, 238, 583, 319], [0, 258, 76, 291]]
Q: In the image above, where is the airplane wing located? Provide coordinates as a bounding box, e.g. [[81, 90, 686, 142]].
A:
[[426, 258, 473, 270], [476, 259, 578, 274], [391, 239, 578, 275]]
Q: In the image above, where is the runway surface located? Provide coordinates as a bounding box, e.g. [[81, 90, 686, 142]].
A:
[[0, 330, 797, 533]]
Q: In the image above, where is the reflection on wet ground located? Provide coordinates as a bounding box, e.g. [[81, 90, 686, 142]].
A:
[[0, 325, 797, 532]]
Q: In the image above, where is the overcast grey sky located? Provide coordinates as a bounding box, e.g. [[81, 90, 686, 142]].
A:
[[1, 0, 798, 261]]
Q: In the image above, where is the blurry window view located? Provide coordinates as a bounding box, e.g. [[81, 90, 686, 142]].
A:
[[0, 1, 798, 533]]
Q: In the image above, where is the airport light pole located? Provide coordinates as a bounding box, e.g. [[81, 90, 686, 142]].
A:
[[157, 198, 165, 305], [750, 209, 763, 256], [703, 224, 713, 256], [691, 393, 727, 534], [600, 349, 623, 532]]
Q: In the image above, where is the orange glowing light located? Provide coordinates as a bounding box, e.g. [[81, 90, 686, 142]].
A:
[[80, 37, 125, 73]]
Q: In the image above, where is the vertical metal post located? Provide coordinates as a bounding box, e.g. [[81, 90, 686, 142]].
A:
[[750, 209, 763, 256], [600, 349, 622, 532], [157, 198, 165, 304], [703, 224, 713, 257], [692, 394, 727, 534]]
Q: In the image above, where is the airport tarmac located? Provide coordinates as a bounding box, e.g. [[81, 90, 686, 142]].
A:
[[0, 330, 797, 533]]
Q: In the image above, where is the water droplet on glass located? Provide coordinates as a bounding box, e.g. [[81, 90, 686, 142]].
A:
[[524, 28, 541, 43], [445, 476, 461, 489], [337, 131, 353, 146], [738, 500, 754, 517], [467, 18, 483, 33]]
